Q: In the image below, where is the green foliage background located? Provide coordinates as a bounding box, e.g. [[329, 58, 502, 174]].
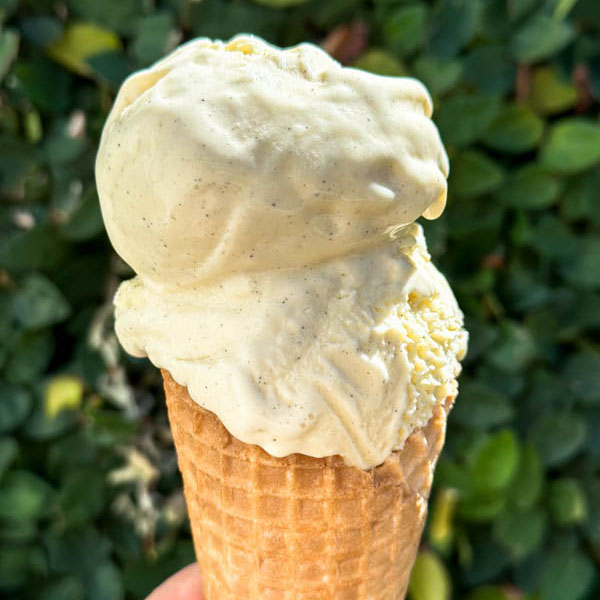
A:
[[0, 0, 599, 598]]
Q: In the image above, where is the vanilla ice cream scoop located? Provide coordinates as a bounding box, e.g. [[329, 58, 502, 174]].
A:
[[96, 35, 449, 289], [97, 35, 466, 469]]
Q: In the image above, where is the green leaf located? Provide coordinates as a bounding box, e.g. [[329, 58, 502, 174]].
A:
[[24, 108, 42, 143], [554, 0, 580, 19], [4, 330, 54, 384], [411, 55, 462, 96], [583, 479, 600, 547], [48, 22, 122, 76], [462, 317, 498, 364], [463, 45, 515, 95], [494, 165, 560, 210], [465, 587, 510, 600], [0, 28, 19, 81], [59, 189, 104, 241], [38, 577, 85, 600], [530, 67, 577, 115], [0, 224, 70, 273], [20, 16, 63, 47], [540, 119, 600, 174], [408, 551, 451, 600], [0, 516, 37, 544], [561, 169, 600, 224], [132, 12, 175, 66], [435, 460, 473, 494], [0, 382, 32, 433], [86, 561, 124, 600], [488, 321, 537, 373], [0, 470, 54, 520], [252, 0, 311, 5], [0, 545, 31, 590], [67, 0, 143, 35], [0, 0, 19, 24], [23, 392, 78, 441], [563, 352, 600, 404], [435, 93, 500, 147], [428, 487, 458, 551], [12, 274, 71, 329], [12, 57, 71, 112], [45, 375, 83, 418], [548, 479, 588, 526], [57, 468, 105, 528], [493, 508, 547, 560], [429, 0, 482, 58], [470, 430, 520, 493], [354, 49, 405, 77], [41, 120, 87, 166], [452, 380, 514, 429], [383, 4, 427, 56], [189, 0, 284, 41], [483, 104, 544, 154], [86, 50, 132, 87], [86, 409, 137, 447], [0, 437, 18, 480], [459, 492, 507, 523], [462, 538, 512, 585], [539, 548, 595, 600], [44, 526, 112, 576], [122, 540, 195, 598], [510, 14, 574, 63], [507, 0, 538, 20], [451, 150, 504, 198], [558, 236, 600, 290], [529, 411, 587, 467], [509, 445, 544, 510], [0, 138, 47, 200], [521, 214, 578, 260], [504, 262, 550, 311]]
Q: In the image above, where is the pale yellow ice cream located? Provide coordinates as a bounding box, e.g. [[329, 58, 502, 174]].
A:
[[96, 35, 467, 469]]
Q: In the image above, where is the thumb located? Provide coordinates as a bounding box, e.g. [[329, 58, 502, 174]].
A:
[[145, 563, 205, 600]]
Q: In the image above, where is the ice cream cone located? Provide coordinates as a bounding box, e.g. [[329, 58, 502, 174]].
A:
[[162, 369, 455, 600]]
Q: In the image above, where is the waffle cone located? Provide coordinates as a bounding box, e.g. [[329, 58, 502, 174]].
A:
[[162, 370, 454, 600]]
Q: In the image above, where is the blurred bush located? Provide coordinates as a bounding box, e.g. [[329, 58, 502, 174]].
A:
[[0, 0, 599, 599]]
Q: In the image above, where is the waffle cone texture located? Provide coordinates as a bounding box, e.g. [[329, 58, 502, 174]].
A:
[[162, 370, 454, 600]]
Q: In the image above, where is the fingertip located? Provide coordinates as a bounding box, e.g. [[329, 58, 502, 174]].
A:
[[145, 563, 204, 600]]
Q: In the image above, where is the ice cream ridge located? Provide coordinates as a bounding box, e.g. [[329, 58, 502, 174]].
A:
[[96, 34, 467, 471]]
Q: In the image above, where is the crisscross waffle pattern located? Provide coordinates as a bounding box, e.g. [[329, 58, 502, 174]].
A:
[[163, 370, 454, 600]]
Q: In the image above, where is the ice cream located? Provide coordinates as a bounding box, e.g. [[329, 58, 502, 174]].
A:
[[96, 35, 467, 470]]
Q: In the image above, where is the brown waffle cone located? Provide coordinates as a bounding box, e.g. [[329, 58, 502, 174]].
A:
[[162, 369, 454, 600]]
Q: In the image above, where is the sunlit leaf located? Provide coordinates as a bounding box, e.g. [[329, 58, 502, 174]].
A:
[[548, 479, 587, 526], [408, 551, 451, 600], [540, 119, 600, 174], [470, 430, 520, 493], [45, 376, 83, 419], [354, 49, 405, 76], [0, 28, 18, 81], [48, 23, 122, 76], [530, 67, 577, 115]]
